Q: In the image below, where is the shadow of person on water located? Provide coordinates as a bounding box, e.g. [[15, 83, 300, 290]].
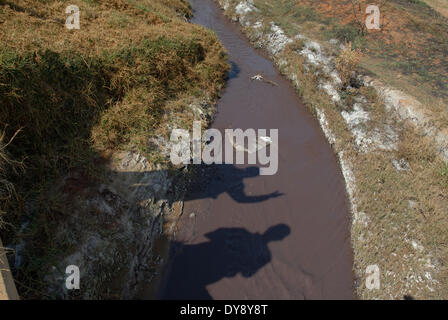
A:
[[184, 164, 284, 203], [159, 224, 291, 299], [105, 163, 283, 205]]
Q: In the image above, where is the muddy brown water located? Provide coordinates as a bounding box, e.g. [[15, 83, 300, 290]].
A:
[[156, 0, 354, 299]]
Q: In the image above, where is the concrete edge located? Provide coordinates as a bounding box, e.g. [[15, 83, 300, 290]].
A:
[[0, 238, 19, 300]]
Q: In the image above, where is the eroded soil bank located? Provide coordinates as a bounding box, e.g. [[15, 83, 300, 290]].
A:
[[157, 0, 354, 299]]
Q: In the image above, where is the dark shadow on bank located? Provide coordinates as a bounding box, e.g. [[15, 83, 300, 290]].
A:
[[158, 224, 291, 299], [91, 163, 285, 299], [228, 61, 240, 80], [100, 163, 283, 205]]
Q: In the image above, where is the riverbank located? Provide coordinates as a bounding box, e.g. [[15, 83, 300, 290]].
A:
[[217, 0, 448, 299], [0, 0, 227, 298]]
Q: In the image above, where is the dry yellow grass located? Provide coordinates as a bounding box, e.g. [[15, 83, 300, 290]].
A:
[[334, 42, 364, 86]]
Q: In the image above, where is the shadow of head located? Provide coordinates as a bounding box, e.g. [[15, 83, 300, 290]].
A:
[[160, 223, 292, 298], [238, 166, 260, 178], [262, 224, 291, 243], [202, 224, 291, 279]]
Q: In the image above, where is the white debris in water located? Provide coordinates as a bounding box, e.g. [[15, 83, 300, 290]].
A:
[[259, 136, 272, 144], [251, 74, 263, 81], [226, 132, 273, 154]]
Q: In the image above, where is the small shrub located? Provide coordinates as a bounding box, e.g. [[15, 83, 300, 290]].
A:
[[329, 23, 362, 43], [335, 42, 364, 86]]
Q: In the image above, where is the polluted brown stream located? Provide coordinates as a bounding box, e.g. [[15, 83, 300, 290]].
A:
[[153, 0, 354, 299]]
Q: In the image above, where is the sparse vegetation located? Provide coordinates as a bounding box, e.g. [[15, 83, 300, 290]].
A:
[[334, 43, 364, 86], [349, 0, 368, 36]]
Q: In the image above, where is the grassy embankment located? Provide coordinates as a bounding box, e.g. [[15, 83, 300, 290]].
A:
[[0, 0, 227, 298], [222, 0, 448, 299]]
